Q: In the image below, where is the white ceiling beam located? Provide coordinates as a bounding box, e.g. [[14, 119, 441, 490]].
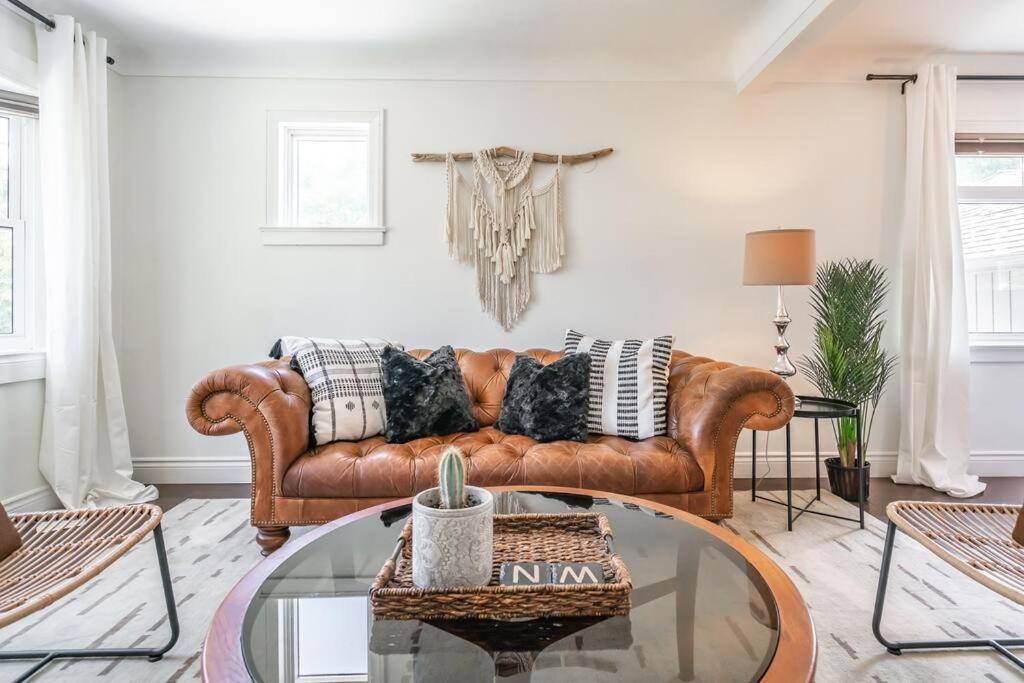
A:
[[734, 0, 859, 94]]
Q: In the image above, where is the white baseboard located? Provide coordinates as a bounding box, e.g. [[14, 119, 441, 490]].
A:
[[131, 451, 1024, 485], [734, 452, 898, 479], [2, 485, 61, 512], [966, 451, 1024, 477], [133, 456, 251, 484], [736, 450, 1024, 479]]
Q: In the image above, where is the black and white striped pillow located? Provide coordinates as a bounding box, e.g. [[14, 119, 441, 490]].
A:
[[564, 329, 675, 439]]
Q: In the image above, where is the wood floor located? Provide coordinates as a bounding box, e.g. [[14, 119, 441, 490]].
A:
[[155, 483, 248, 514], [154, 477, 1024, 521]]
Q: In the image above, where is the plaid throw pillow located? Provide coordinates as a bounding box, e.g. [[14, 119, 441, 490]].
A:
[[564, 329, 674, 439], [272, 336, 403, 444]]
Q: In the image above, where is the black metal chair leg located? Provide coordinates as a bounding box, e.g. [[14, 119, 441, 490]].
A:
[[149, 523, 181, 660], [11, 653, 56, 683], [872, 521, 1024, 669], [0, 523, 179, 682], [872, 521, 902, 655]]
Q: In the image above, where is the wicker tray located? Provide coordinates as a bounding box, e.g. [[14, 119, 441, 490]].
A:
[[370, 512, 632, 621]]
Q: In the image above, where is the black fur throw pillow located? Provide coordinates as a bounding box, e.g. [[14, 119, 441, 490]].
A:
[[496, 353, 590, 442], [381, 345, 478, 443]]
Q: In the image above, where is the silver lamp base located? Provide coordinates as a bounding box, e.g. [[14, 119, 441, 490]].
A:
[[769, 285, 801, 408]]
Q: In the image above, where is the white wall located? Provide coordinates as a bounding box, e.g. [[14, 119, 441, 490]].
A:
[[0, 379, 45, 501], [0, 6, 36, 92], [0, 8, 34, 59], [114, 77, 916, 482]]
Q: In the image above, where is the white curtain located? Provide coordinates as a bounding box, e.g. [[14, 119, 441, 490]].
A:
[[35, 17, 157, 508], [893, 64, 985, 498]]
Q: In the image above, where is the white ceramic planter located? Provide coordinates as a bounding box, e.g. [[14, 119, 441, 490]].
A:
[[412, 485, 494, 589]]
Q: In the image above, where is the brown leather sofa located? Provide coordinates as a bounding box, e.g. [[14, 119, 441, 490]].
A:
[[186, 348, 794, 554]]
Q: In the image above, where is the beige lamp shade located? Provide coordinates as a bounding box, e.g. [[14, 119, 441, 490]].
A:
[[743, 228, 816, 286]]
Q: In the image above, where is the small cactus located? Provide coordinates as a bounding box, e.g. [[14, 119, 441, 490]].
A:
[[438, 446, 468, 509]]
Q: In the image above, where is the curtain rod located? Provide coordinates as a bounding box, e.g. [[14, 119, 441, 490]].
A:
[[5, 0, 115, 65], [867, 73, 1024, 94]]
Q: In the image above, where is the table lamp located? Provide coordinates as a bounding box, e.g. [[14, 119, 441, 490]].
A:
[[742, 228, 816, 379]]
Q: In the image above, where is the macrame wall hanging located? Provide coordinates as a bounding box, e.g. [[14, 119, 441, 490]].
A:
[[413, 146, 613, 330]]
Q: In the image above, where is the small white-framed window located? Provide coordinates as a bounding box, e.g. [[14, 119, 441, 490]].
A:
[[956, 143, 1024, 347], [263, 110, 385, 246], [0, 102, 41, 357]]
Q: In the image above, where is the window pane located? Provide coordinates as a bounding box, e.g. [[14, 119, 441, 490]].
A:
[[956, 156, 1023, 187], [296, 138, 369, 226], [0, 117, 8, 219], [959, 202, 1024, 335], [296, 597, 368, 677], [0, 226, 12, 335]]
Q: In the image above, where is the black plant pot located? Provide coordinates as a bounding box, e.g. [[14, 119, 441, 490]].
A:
[[825, 457, 870, 502]]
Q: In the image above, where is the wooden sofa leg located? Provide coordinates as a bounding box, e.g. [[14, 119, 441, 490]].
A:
[[256, 526, 290, 555]]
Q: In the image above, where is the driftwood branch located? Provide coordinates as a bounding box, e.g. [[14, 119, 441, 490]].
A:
[[411, 146, 613, 165]]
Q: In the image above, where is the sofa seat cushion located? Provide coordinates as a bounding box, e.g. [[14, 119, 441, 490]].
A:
[[280, 427, 703, 499]]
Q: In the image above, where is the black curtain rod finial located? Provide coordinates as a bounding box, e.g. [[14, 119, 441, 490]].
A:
[[866, 73, 918, 94]]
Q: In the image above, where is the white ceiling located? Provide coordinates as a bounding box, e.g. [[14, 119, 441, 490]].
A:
[[24, 0, 1024, 84], [29, 0, 771, 81], [767, 0, 1024, 83]]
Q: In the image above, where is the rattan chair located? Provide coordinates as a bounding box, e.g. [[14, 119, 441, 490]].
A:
[[0, 503, 179, 682], [873, 500, 1024, 669]]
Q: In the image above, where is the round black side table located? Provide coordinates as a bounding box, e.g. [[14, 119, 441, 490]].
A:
[[750, 396, 865, 530]]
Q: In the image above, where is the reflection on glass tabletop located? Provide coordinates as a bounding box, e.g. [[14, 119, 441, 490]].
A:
[[239, 491, 787, 682]]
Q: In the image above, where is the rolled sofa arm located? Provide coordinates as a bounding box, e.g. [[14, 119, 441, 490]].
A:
[[186, 359, 310, 524], [667, 353, 795, 520]]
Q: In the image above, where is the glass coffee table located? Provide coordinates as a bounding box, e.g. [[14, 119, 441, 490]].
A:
[[203, 487, 814, 682]]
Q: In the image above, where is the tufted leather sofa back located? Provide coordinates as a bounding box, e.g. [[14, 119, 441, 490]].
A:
[[407, 348, 695, 428], [408, 348, 564, 427]]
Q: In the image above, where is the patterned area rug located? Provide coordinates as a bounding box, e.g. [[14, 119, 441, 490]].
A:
[[0, 499, 263, 682], [0, 493, 1020, 682], [728, 489, 1023, 682]]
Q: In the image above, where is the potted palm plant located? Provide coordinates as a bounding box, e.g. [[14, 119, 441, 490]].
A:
[[798, 259, 896, 501]]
